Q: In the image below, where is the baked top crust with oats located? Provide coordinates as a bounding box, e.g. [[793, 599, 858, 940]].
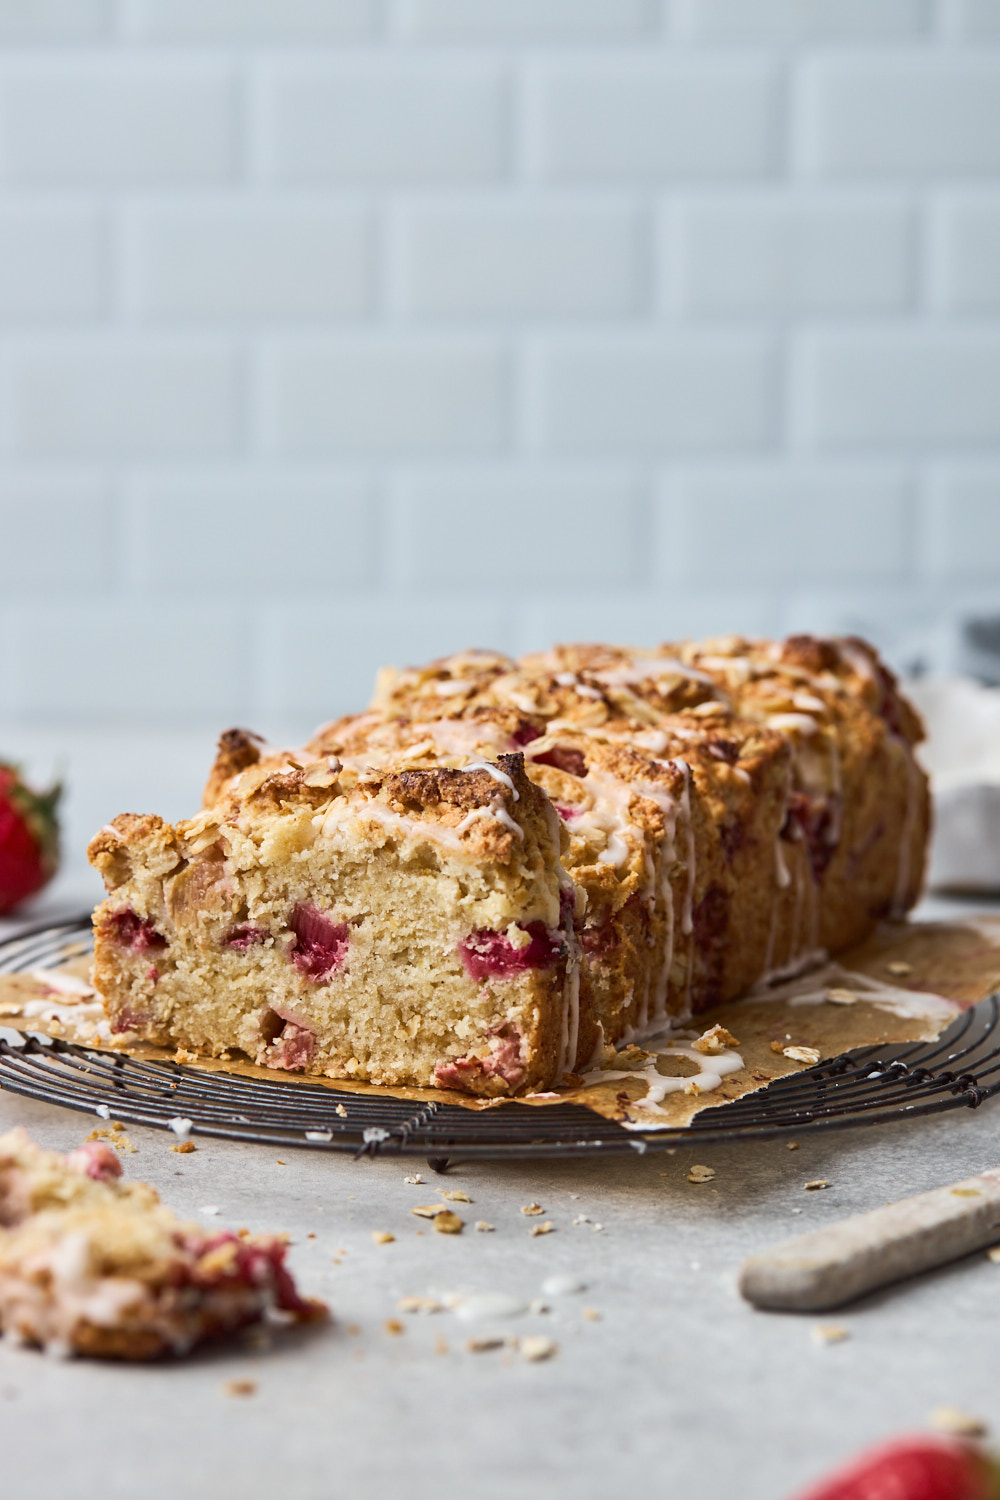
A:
[[87, 633, 929, 1098], [0, 1128, 325, 1359]]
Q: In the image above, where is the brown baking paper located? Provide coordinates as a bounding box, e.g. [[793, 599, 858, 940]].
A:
[[2, 917, 1000, 1133]]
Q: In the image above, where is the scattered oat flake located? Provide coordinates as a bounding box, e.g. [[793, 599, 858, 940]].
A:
[[466, 1337, 505, 1354], [692, 1024, 739, 1055], [930, 1407, 988, 1438], [783, 1046, 821, 1066], [433, 1211, 463, 1235], [440, 1189, 471, 1203], [987, 1245, 1000, 1264], [786, 1141, 800, 1150], [805, 1180, 831, 1191], [384, 1319, 405, 1337], [522, 1202, 545, 1216], [572, 1214, 591, 1226], [826, 987, 858, 1005], [687, 1164, 715, 1184], [475, 1220, 495, 1233], [411, 1204, 446, 1219], [171, 1141, 196, 1154], [886, 961, 913, 976], [582, 1307, 602, 1322], [520, 1336, 558, 1363], [335, 1104, 347, 1118], [86, 1126, 136, 1155], [372, 1231, 395, 1245], [224, 1379, 257, 1398], [530, 1221, 555, 1237], [404, 1174, 424, 1185], [398, 1296, 443, 1315], [812, 1324, 849, 1346]]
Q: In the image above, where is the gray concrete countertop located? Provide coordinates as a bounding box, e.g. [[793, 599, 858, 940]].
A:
[[3, 1080, 1000, 1500], [3, 914, 1000, 1500], [3, 826, 1000, 1499]]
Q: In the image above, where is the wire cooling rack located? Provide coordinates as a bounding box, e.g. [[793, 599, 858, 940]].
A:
[[2, 917, 999, 1167]]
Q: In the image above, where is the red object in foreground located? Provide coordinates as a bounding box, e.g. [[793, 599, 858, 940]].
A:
[[0, 762, 61, 915], [791, 1436, 1000, 1500]]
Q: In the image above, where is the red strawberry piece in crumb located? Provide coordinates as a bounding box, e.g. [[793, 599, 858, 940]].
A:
[[224, 923, 268, 951], [458, 922, 563, 981], [554, 805, 581, 822], [434, 1024, 527, 1092], [66, 1140, 123, 1183], [789, 1435, 1000, 1500], [0, 762, 60, 915], [176, 1228, 326, 1322], [289, 904, 349, 981], [109, 1006, 151, 1035], [147, 966, 160, 985], [530, 746, 588, 778], [510, 721, 542, 748], [106, 909, 167, 953], [259, 1006, 318, 1071]]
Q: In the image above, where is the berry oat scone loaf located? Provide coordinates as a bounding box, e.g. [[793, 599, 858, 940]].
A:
[[88, 633, 929, 1095], [0, 1128, 324, 1358]]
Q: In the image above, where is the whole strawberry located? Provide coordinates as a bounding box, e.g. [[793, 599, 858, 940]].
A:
[[0, 762, 60, 915], [790, 1436, 1000, 1500]]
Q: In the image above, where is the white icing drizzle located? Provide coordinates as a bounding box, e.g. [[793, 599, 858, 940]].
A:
[[775, 838, 792, 889], [486, 800, 524, 839], [559, 937, 581, 1080], [892, 747, 923, 918], [835, 637, 878, 685], [754, 946, 829, 991], [768, 712, 819, 737], [674, 760, 695, 940], [567, 769, 636, 871], [539, 793, 582, 1081], [28, 970, 96, 998], [464, 761, 519, 800], [423, 719, 506, 758], [793, 692, 827, 714], [751, 960, 959, 1025], [582, 1028, 745, 1126]]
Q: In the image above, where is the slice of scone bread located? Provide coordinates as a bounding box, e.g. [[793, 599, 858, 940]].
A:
[[89, 752, 581, 1096], [0, 1128, 324, 1359]]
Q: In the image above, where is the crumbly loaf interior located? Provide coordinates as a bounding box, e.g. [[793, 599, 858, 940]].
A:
[[89, 755, 579, 1096], [0, 1128, 321, 1358]]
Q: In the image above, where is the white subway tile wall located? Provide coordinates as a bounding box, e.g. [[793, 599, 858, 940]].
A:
[[0, 0, 997, 743]]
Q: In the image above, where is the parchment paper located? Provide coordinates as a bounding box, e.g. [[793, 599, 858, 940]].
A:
[[2, 917, 999, 1132]]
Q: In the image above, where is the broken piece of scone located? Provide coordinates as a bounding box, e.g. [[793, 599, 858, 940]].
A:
[[0, 1128, 326, 1358]]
